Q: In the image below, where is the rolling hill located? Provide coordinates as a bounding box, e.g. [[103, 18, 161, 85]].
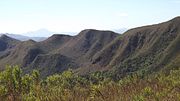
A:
[[0, 17, 179, 78]]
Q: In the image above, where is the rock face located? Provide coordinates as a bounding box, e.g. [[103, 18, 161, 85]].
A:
[[0, 17, 179, 77]]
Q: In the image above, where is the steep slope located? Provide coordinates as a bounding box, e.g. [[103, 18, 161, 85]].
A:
[[58, 29, 118, 62], [39, 34, 72, 52], [92, 17, 180, 78]]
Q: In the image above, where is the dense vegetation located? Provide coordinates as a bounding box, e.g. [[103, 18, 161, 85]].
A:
[[0, 65, 179, 101]]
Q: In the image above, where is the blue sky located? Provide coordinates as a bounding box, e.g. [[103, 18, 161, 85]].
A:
[[0, 0, 179, 35]]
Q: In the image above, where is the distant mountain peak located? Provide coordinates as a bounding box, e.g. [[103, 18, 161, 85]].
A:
[[23, 28, 55, 37]]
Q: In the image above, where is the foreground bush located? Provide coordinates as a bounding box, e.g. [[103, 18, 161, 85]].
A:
[[0, 65, 179, 101]]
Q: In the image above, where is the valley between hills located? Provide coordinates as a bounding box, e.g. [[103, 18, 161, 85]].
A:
[[0, 17, 179, 101]]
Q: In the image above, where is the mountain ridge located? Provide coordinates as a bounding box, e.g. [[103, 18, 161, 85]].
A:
[[0, 17, 179, 78]]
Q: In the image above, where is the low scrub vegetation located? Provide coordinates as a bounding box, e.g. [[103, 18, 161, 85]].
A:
[[0, 65, 179, 101]]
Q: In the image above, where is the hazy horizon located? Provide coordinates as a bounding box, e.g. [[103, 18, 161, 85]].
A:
[[0, 0, 179, 36]]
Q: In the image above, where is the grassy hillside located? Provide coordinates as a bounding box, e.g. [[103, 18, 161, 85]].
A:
[[92, 17, 180, 79]]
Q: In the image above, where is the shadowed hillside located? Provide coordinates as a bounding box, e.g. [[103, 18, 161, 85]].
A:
[[0, 35, 20, 51]]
